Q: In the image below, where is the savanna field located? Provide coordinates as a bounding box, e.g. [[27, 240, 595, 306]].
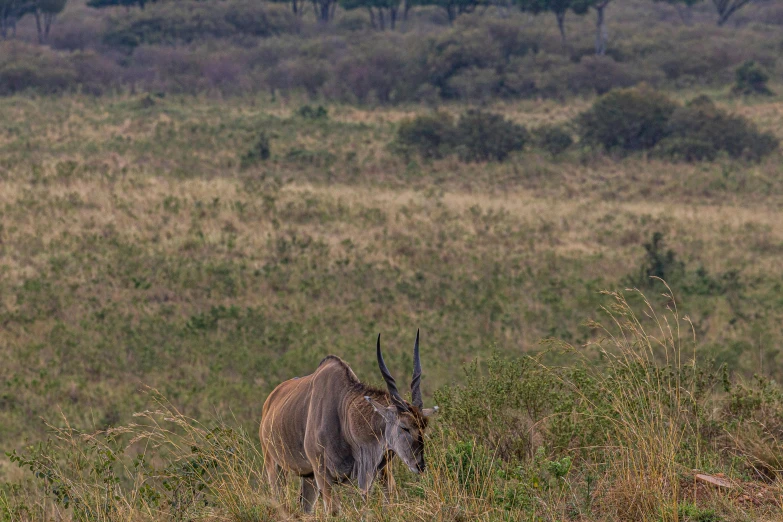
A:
[[3, 0, 783, 519]]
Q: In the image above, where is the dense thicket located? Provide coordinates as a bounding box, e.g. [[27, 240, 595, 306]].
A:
[[0, 0, 781, 99], [577, 87, 779, 160]]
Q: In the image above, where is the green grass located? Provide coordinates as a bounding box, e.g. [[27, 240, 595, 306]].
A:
[[1, 92, 783, 520]]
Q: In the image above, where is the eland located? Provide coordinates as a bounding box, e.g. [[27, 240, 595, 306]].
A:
[[259, 331, 438, 515]]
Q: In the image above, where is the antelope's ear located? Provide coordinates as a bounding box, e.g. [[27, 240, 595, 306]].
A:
[[421, 406, 439, 417], [365, 396, 396, 422]]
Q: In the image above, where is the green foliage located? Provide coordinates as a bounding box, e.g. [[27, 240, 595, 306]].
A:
[[297, 104, 328, 120], [339, 0, 401, 30], [627, 231, 684, 288], [436, 354, 560, 460], [577, 86, 678, 153], [394, 112, 456, 160], [443, 440, 494, 489], [102, 0, 297, 49], [534, 124, 573, 156], [579, 89, 778, 161], [0, 42, 77, 95], [653, 136, 718, 162], [409, 0, 484, 22], [394, 110, 528, 162], [87, 0, 151, 9], [659, 95, 779, 161], [677, 502, 722, 522], [732, 60, 772, 96], [454, 109, 528, 162], [240, 131, 271, 167]]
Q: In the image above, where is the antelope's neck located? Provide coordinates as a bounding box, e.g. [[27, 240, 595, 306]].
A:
[[343, 392, 387, 445]]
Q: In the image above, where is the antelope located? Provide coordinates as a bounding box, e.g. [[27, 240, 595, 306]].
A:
[[259, 331, 438, 515]]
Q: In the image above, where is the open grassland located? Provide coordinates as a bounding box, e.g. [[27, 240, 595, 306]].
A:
[[1, 93, 783, 520]]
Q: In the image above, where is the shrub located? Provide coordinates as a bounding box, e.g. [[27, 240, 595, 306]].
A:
[[0, 42, 77, 95], [565, 55, 662, 96], [654, 137, 718, 162], [732, 60, 773, 96], [626, 232, 685, 288], [240, 132, 271, 167], [265, 57, 329, 98], [395, 112, 456, 160], [435, 354, 567, 461], [664, 95, 778, 161], [454, 110, 528, 162], [423, 27, 504, 99], [446, 66, 502, 102], [534, 124, 573, 156], [577, 86, 678, 153], [325, 35, 421, 103], [297, 104, 328, 120]]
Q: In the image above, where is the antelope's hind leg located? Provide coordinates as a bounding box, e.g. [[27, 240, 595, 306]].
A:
[[300, 474, 318, 514]]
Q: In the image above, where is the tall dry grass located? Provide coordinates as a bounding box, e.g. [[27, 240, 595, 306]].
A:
[[556, 281, 698, 520]]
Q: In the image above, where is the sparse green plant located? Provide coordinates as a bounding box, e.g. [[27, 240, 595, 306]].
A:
[[732, 60, 773, 96], [627, 231, 685, 288], [240, 131, 271, 167], [297, 104, 328, 120]]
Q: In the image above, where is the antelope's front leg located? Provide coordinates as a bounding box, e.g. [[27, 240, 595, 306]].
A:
[[314, 469, 340, 516], [357, 465, 376, 503], [300, 475, 318, 514]]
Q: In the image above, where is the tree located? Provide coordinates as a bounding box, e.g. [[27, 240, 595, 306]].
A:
[[86, 0, 153, 10], [712, 0, 754, 26], [573, 0, 611, 55], [0, 0, 24, 38], [270, 0, 306, 16], [31, 0, 66, 43], [340, 0, 401, 28], [516, 0, 579, 49], [653, 0, 703, 26], [410, 0, 484, 23], [311, 0, 337, 21]]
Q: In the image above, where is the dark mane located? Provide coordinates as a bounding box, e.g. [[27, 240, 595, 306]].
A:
[[316, 354, 428, 426], [318, 355, 388, 400]]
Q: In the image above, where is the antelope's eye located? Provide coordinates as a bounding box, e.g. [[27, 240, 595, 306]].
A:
[[401, 426, 411, 433]]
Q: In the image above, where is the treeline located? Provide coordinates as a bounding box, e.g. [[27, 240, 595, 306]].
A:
[[0, 0, 780, 99], [0, 0, 66, 42]]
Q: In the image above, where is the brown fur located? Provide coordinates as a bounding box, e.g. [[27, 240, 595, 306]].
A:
[[260, 354, 431, 515]]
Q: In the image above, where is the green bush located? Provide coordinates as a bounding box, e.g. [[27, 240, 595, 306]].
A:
[[454, 110, 528, 162], [664, 95, 778, 161], [534, 124, 573, 156], [297, 104, 328, 120], [240, 132, 271, 167], [565, 55, 663, 96], [395, 112, 456, 160], [654, 137, 718, 162], [435, 355, 561, 461], [732, 60, 772, 96], [577, 86, 678, 153], [0, 42, 77, 95]]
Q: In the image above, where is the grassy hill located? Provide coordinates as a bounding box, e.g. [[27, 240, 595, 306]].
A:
[[1, 92, 783, 520]]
